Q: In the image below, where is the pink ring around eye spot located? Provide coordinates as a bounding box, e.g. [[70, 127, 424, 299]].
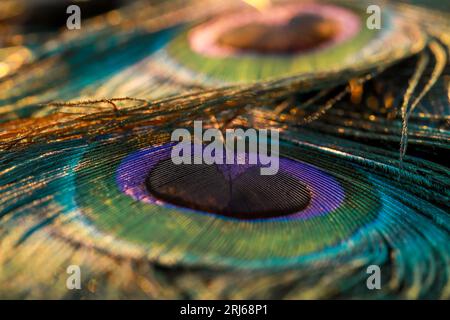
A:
[[188, 3, 361, 57]]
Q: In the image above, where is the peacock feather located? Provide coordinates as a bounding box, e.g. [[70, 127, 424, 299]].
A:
[[0, 0, 449, 299]]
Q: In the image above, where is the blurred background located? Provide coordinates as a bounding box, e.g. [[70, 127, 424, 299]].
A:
[[1, 0, 449, 32]]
